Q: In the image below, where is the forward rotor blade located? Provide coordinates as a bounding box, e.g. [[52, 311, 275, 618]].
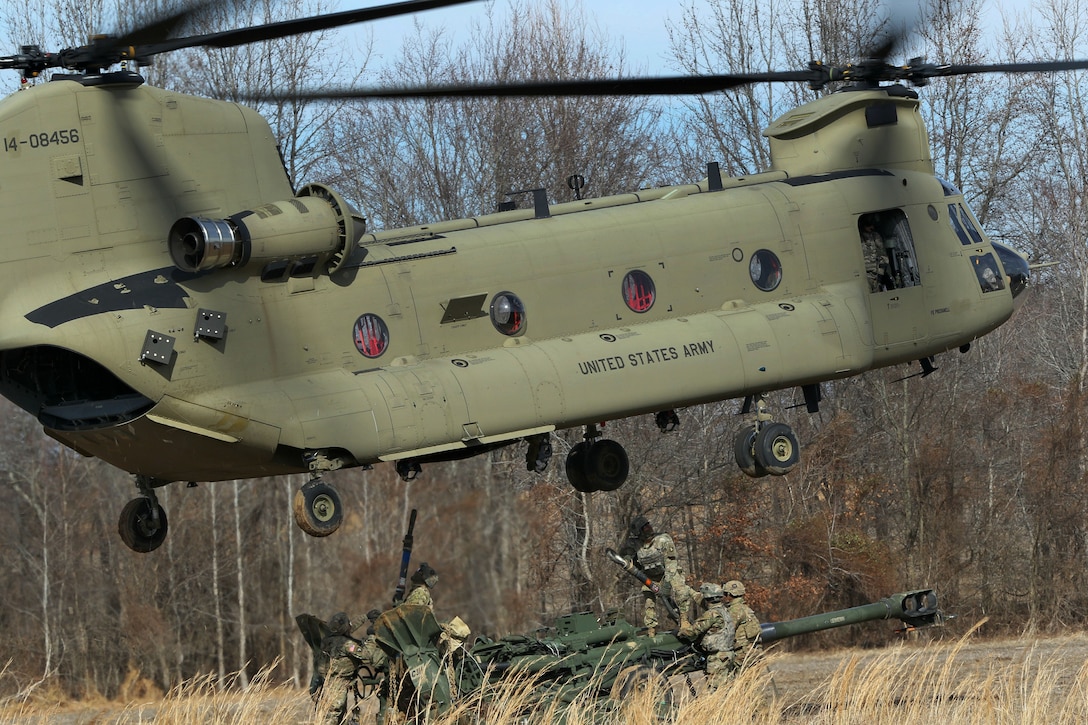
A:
[[250, 70, 819, 102], [2, 0, 481, 73], [137, 0, 480, 56]]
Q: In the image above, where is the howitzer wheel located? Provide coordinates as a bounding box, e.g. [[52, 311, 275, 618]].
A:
[[608, 665, 675, 714], [293, 479, 343, 537], [118, 497, 168, 553]]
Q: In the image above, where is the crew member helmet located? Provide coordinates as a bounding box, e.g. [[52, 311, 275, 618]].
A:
[[412, 562, 439, 588], [328, 611, 351, 636], [700, 582, 724, 601], [630, 515, 654, 541], [724, 580, 746, 597]]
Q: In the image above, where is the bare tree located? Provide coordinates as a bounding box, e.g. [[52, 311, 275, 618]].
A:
[[328, 0, 667, 229]]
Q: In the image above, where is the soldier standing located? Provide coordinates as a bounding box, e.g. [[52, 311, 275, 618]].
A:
[[404, 562, 438, 607], [317, 611, 368, 725], [860, 217, 888, 292], [679, 583, 736, 693], [620, 516, 692, 635], [723, 579, 763, 672]]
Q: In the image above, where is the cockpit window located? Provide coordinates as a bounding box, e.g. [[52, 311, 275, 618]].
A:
[[858, 209, 921, 293], [971, 253, 1005, 293], [948, 203, 984, 246]]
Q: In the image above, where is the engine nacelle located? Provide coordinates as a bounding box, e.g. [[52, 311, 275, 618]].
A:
[[168, 184, 363, 275]]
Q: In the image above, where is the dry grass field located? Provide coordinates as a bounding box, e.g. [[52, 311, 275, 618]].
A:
[[3, 624, 1088, 724]]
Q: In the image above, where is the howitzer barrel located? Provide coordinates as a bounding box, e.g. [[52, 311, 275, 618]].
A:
[[758, 589, 939, 645]]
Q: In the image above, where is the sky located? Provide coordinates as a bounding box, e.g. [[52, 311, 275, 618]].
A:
[[337, 0, 1048, 78]]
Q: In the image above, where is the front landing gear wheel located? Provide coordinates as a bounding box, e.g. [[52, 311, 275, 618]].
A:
[[293, 479, 343, 537], [118, 497, 169, 553], [754, 422, 800, 474], [565, 442, 594, 493], [733, 424, 768, 478], [586, 439, 629, 491]]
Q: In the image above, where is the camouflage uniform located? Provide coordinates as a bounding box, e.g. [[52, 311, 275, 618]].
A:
[[679, 584, 736, 693], [724, 580, 763, 673], [622, 517, 693, 632], [861, 222, 887, 292], [317, 612, 368, 725]]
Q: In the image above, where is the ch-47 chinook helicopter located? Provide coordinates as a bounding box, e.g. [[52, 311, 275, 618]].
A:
[[1, 0, 1084, 553]]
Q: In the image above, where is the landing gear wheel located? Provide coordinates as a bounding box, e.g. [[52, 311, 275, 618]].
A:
[[733, 424, 768, 478], [754, 422, 800, 474], [118, 497, 169, 553], [293, 479, 343, 537], [585, 439, 629, 491], [565, 441, 595, 493]]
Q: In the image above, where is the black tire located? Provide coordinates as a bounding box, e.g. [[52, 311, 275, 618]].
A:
[[586, 439, 629, 491], [565, 441, 596, 493], [608, 665, 675, 713], [293, 480, 343, 537], [733, 424, 768, 478], [754, 422, 800, 475], [118, 497, 169, 553]]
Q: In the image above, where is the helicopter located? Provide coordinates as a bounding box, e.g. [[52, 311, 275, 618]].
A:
[[1, 0, 1084, 553]]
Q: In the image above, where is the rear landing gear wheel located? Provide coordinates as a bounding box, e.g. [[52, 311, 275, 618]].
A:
[[734, 424, 768, 478], [293, 478, 343, 537], [118, 497, 169, 553], [754, 422, 799, 474]]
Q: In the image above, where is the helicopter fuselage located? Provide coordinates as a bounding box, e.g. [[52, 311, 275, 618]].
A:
[[0, 76, 1020, 486]]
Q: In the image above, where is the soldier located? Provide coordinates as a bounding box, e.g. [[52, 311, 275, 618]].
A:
[[678, 583, 736, 693], [620, 515, 693, 635], [723, 579, 763, 672], [404, 562, 438, 607], [860, 217, 888, 292], [317, 611, 369, 725], [357, 609, 391, 725]]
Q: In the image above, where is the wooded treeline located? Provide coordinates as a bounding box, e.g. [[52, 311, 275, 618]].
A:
[[1, 0, 1086, 701]]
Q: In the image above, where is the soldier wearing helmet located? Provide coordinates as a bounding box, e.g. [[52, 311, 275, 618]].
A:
[[723, 579, 763, 671], [404, 562, 438, 608], [678, 582, 736, 692], [619, 515, 693, 635], [316, 611, 370, 724]]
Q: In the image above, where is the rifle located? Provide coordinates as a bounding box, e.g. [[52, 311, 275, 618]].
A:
[[392, 509, 418, 605], [605, 548, 680, 622]]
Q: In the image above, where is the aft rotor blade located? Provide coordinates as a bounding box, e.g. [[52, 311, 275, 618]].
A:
[[138, 0, 481, 56], [913, 58, 1088, 78]]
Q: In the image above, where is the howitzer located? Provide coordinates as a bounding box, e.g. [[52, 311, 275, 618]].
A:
[[605, 547, 681, 622], [368, 588, 942, 721], [758, 589, 940, 644]]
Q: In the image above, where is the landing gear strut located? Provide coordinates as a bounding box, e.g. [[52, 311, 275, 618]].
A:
[[733, 394, 800, 477], [564, 424, 629, 493], [118, 475, 169, 553], [294, 450, 346, 536]]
